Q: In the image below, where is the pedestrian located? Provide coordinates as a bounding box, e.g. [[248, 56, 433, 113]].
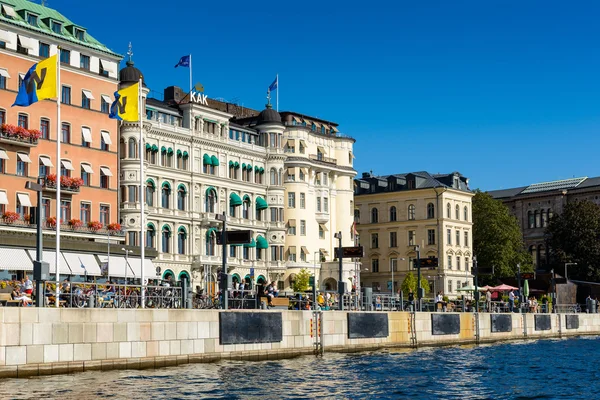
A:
[[485, 290, 492, 313], [508, 290, 515, 312], [408, 290, 415, 311]]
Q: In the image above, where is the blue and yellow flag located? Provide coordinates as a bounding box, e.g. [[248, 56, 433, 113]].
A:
[[12, 54, 58, 107], [109, 82, 139, 122]]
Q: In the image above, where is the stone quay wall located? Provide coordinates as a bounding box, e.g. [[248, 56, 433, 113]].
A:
[[1, 308, 599, 378]]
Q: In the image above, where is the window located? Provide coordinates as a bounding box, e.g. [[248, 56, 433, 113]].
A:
[[0, 74, 5, 90], [408, 230, 415, 246], [0, 153, 4, 174], [300, 193, 305, 209], [426, 229, 436, 245], [60, 49, 70, 64], [80, 164, 91, 186], [27, 13, 38, 26], [80, 202, 91, 223], [390, 231, 397, 247], [162, 226, 171, 253], [51, 21, 62, 33], [270, 168, 277, 185], [128, 138, 137, 158], [455, 204, 460, 220], [288, 192, 295, 208], [390, 258, 397, 272], [324, 197, 329, 213], [464, 206, 468, 221], [40, 118, 49, 139], [39, 42, 50, 58], [541, 210, 547, 228], [41, 198, 50, 221], [316, 197, 321, 212], [371, 233, 379, 248], [288, 220, 296, 235], [16, 153, 28, 176], [100, 131, 110, 151], [456, 230, 460, 246], [535, 210, 540, 228], [270, 208, 278, 222], [178, 228, 186, 255], [61, 123, 70, 143], [299, 170, 305, 181], [319, 225, 325, 239], [60, 160, 71, 178], [146, 181, 155, 206], [39, 156, 51, 177], [389, 206, 397, 221], [528, 211, 534, 228], [161, 183, 171, 208], [81, 90, 91, 109], [74, 28, 85, 41], [60, 200, 71, 221], [100, 168, 110, 188], [456, 256, 461, 271], [100, 204, 110, 225], [177, 185, 186, 211], [300, 220, 306, 236], [80, 54, 90, 70], [128, 185, 137, 202], [464, 231, 469, 247], [205, 189, 216, 213], [447, 229, 452, 245], [101, 97, 110, 114], [447, 255, 453, 270], [371, 208, 378, 223], [448, 280, 453, 293], [371, 259, 379, 273], [18, 113, 28, 129], [16, 194, 28, 218], [0, 110, 4, 124], [61, 86, 71, 105], [146, 225, 155, 249], [408, 204, 415, 220]]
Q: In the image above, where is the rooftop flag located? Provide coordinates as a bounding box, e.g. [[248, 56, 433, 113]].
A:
[[175, 55, 190, 68], [12, 54, 58, 107], [269, 76, 278, 92]]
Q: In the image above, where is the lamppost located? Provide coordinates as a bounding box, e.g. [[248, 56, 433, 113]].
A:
[[122, 248, 133, 294], [313, 251, 320, 305], [414, 245, 422, 311], [393, 257, 405, 295], [334, 231, 343, 310], [564, 262, 577, 281]]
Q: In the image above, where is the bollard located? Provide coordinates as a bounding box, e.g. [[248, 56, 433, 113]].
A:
[[88, 293, 95, 308]]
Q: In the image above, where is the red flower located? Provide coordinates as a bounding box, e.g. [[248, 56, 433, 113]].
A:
[[87, 221, 103, 231], [2, 211, 19, 223], [68, 219, 83, 229], [107, 222, 121, 232]]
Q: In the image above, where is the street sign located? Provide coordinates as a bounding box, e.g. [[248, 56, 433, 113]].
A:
[[216, 230, 253, 245], [250, 268, 255, 280], [413, 258, 438, 269], [521, 272, 535, 280], [336, 246, 364, 258]]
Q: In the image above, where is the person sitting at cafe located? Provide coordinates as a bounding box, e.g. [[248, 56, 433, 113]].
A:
[[22, 275, 33, 296], [265, 282, 275, 307], [11, 285, 32, 306]]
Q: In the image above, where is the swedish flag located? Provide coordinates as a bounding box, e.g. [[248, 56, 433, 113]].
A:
[[109, 82, 139, 122], [12, 54, 58, 107]]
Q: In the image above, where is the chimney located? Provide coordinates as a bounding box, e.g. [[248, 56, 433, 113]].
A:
[[164, 86, 185, 104], [362, 172, 371, 179]]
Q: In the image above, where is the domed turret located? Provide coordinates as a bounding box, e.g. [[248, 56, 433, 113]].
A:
[[256, 103, 282, 125], [119, 60, 145, 86]]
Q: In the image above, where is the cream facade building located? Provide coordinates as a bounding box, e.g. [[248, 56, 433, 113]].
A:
[[354, 171, 474, 298]]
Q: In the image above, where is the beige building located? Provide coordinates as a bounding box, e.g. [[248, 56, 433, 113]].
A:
[[354, 171, 474, 298]]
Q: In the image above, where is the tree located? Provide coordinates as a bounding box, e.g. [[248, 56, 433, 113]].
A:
[[546, 200, 600, 281], [400, 271, 430, 296], [292, 268, 311, 292], [473, 190, 532, 281]]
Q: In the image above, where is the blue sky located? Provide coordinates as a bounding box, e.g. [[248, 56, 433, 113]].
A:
[[53, 0, 600, 190]]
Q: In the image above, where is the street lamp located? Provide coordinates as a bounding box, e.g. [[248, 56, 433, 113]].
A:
[[313, 251, 320, 307], [414, 245, 422, 311], [122, 248, 133, 293], [393, 257, 405, 295], [564, 263, 577, 281]]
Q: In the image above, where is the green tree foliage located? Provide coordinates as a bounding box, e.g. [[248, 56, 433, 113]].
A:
[[292, 268, 311, 292], [547, 200, 600, 281], [473, 190, 532, 280], [400, 271, 430, 295]]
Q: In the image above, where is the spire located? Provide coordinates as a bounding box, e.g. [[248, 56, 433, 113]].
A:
[[126, 42, 134, 67], [266, 89, 272, 109]]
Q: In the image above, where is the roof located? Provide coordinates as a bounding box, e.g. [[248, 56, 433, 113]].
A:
[[119, 60, 145, 86], [488, 176, 600, 199], [256, 104, 282, 125], [355, 171, 471, 195], [0, 0, 120, 58], [521, 177, 587, 194], [487, 186, 528, 199]]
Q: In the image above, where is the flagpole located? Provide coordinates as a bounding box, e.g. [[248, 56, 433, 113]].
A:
[[55, 50, 61, 306], [189, 54, 192, 101], [276, 74, 279, 112], [139, 77, 145, 308]]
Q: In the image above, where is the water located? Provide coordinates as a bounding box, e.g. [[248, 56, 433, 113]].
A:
[[2, 336, 599, 399]]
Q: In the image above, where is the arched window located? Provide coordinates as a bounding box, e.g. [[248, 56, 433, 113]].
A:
[[270, 168, 277, 185], [161, 182, 171, 208], [146, 180, 155, 207], [128, 137, 137, 159], [464, 206, 468, 221], [408, 204, 415, 220], [548, 209, 553, 220], [206, 229, 216, 256], [205, 188, 217, 213], [161, 225, 171, 253], [354, 209, 360, 223], [177, 227, 187, 255], [534, 210, 540, 228], [278, 168, 283, 185], [146, 223, 156, 249], [528, 211, 534, 229], [427, 203, 434, 219], [455, 204, 460, 220], [389, 206, 397, 222], [541, 209, 547, 227], [243, 196, 251, 219], [177, 184, 186, 211], [119, 138, 126, 159], [447, 203, 451, 218], [371, 207, 378, 223]]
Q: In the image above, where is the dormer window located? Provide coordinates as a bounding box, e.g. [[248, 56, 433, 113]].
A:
[[74, 28, 85, 41], [311, 123, 316, 131], [51, 21, 62, 34], [1, 4, 17, 19], [27, 13, 38, 27]]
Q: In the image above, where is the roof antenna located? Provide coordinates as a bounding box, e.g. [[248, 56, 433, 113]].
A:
[[41, 0, 48, 6]]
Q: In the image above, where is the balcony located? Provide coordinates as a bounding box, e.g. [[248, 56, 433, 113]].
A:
[[0, 126, 40, 148], [315, 212, 330, 223], [267, 261, 287, 272], [42, 175, 82, 194], [0, 216, 125, 237], [309, 154, 337, 165]]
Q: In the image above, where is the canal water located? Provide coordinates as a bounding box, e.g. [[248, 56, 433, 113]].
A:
[[2, 336, 598, 399]]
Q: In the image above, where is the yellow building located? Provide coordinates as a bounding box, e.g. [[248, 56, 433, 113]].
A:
[[354, 171, 474, 298]]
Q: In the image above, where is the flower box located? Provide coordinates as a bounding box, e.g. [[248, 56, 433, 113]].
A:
[[0, 124, 40, 146], [2, 211, 19, 224]]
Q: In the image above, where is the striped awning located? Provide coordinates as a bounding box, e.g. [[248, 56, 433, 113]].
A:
[[26, 249, 71, 275], [62, 252, 102, 276], [0, 248, 32, 271]]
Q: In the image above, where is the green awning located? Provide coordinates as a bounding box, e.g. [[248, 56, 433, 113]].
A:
[[256, 196, 269, 210], [183, 151, 189, 158], [211, 155, 219, 166], [244, 238, 256, 248], [203, 118, 218, 124], [162, 181, 171, 190], [151, 144, 159, 152], [243, 194, 251, 202], [167, 147, 174, 155], [161, 146, 167, 153], [178, 226, 187, 238], [145, 143, 152, 150], [177, 184, 187, 194], [147, 222, 156, 230], [255, 166, 260, 173], [259, 167, 265, 173], [206, 227, 218, 239], [234, 162, 240, 169], [176, 149, 182, 157], [231, 243, 242, 247], [229, 161, 234, 167], [230, 192, 242, 207], [206, 186, 217, 199], [247, 164, 253, 171], [203, 154, 212, 165], [146, 178, 155, 187], [242, 163, 246, 169], [162, 225, 172, 236], [256, 235, 269, 249]]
